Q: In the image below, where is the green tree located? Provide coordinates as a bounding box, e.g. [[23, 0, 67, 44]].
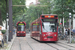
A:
[[12, 0, 27, 26], [0, 0, 6, 25]]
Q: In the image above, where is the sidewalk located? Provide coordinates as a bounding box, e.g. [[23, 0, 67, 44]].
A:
[[58, 35, 75, 43], [58, 40, 75, 47], [0, 34, 16, 50]]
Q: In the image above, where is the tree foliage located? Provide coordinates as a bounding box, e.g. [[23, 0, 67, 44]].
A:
[[0, 0, 6, 25], [0, 0, 27, 25], [12, 0, 27, 21], [15, 0, 75, 28], [52, 0, 75, 18]]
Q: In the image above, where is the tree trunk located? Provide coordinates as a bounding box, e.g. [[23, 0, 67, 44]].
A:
[[0, 8, 2, 25]]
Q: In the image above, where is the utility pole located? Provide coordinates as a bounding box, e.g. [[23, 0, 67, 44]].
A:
[[73, 14, 75, 29], [8, 0, 13, 41], [61, 0, 64, 36], [5, 0, 9, 43], [69, 13, 72, 43], [6, 13, 9, 43]]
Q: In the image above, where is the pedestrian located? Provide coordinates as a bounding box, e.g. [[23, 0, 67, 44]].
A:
[[13, 27, 16, 35], [67, 28, 70, 35], [72, 28, 75, 36], [65, 28, 68, 40], [71, 28, 73, 36]]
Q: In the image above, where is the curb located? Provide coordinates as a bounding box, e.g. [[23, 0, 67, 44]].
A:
[[6, 34, 16, 50]]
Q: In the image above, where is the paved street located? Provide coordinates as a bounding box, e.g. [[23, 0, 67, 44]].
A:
[[10, 33, 75, 50]]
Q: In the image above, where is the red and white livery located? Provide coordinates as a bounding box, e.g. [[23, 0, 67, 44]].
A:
[[16, 21, 26, 37], [30, 14, 58, 42]]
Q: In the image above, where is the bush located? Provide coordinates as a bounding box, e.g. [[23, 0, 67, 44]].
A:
[[1, 30, 6, 34]]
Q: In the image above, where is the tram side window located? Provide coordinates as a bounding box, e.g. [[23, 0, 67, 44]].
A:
[[37, 26, 39, 31], [32, 25, 38, 31]]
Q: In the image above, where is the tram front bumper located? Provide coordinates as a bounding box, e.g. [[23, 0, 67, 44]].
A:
[[17, 33, 25, 36], [40, 36, 58, 41]]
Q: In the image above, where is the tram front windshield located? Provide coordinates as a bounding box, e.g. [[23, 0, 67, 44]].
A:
[[17, 25, 25, 31], [42, 19, 57, 32]]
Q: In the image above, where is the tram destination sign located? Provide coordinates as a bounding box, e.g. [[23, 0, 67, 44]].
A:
[[42, 19, 56, 22], [18, 23, 24, 25], [33, 23, 39, 25]]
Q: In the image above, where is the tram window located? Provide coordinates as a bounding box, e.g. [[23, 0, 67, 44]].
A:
[[33, 25, 37, 31], [32, 25, 39, 31], [37, 26, 39, 31], [42, 22, 57, 32], [17, 25, 25, 31]]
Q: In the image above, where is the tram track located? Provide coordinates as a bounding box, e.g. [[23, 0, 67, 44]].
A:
[[29, 37, 73, 50], [10, 36, 75, 50], [56, 42, 75, 50], [18, 37, 34, 50], [10, 34, 75, 50], [56, 43, 71, 50], [46, 42, 75, 50], [45, 43, 59, 50], [24, 37, 34, 50], [26, 40, 34, 50], [45, 42, 71, 50]]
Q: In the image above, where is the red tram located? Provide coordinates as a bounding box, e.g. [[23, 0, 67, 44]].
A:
[[16, 21, 26, 37], [30, 14, 58, 42]]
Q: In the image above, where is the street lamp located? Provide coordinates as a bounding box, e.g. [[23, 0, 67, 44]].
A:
[[69, 13, 71, 43], [69, 13, 71, 19]]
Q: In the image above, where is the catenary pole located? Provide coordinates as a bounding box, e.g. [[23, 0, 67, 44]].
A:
[[8, 0, 13, 41], [69, 13, 71, 43]]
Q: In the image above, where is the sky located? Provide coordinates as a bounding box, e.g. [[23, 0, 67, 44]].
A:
[[26, 0, 36, 6]]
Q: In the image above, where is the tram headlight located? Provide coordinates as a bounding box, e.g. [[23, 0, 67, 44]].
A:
[[17, 31, 19, 33], [24, 32, 25, 33], [54, 34, 56, 36], [43, 34, 45, 36]]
